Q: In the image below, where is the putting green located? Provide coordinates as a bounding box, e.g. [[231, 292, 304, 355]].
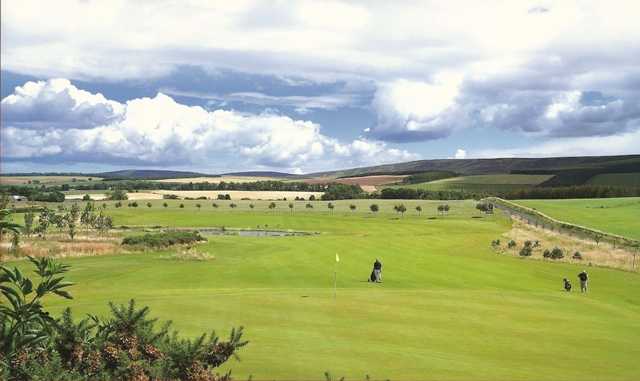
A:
[[14, 200, 640, 380]]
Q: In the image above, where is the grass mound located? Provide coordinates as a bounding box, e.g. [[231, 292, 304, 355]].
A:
[[121, 230, 206, 248]]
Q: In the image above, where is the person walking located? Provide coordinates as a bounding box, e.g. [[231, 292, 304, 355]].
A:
[[563, 278, 572, 292], [373, 259, 382, 283], [578, 270, 588, 293]]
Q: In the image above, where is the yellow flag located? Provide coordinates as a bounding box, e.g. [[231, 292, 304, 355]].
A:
[[335, 253, 340, 263]]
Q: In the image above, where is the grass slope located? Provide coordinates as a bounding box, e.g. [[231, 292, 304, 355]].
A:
[[586, 172, 640, 187], [9, 200, 640, 380], [390, 174, 553, 193], [516, 197, 640, 240]]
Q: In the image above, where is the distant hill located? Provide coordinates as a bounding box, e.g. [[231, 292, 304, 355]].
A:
[[222, 171, 294, 178], [308, 155, 640, 186], [96, 169, 211, 180]]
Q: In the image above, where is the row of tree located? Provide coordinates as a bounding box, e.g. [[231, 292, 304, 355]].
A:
[[25, 203, 113, 241]]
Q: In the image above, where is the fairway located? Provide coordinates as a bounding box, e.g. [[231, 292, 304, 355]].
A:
[[516, 197, 640, 240], [16, 200, 640, 381]]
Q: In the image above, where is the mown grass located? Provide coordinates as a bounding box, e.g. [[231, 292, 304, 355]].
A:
[[8, 200, 640, 380], [516, 197, 640, 240], [389, 174, 554, 193]]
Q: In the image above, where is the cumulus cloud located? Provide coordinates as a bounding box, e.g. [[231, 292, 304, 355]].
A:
[[367, 73, 465, 142], [474, 129, 640, 158], [1, 78, 124, 129], [1, 79, 417, 172], [454, 149, 467, 159]]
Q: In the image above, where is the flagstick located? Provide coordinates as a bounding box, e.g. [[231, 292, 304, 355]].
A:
[[333, 266, 337, 300]]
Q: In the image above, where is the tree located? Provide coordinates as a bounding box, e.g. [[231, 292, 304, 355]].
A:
[[0, 209, 22, 245], [444, 204, 450, 215], [107, 189, 128, 200], [10, 232, 20, 256], [212, 202, 218, 208], [66, 203, 81, 240], [306, 203, 313, 209], [349, 204, 356, 212], [394, 204, 406, 216], [415, 205, 422, 215], [80, 202, 95, 233], [288, 202, 294, 213], [163, 202, 168, 208], [179, 203, 185, 208], [269, 202, 277, 211], [82, 194, 91, 201], [34, 208, 52, 239], [229, 203, 237, 209], [327, 202, 335, 213], [147, 202, 153, 208], [309, 195, 316, 201], [196, 203, 201, 211], [0, 256, 74, 361], [249, 203, 255, 210], [23, 210, 35, 237], [369, 204, 379, 213]]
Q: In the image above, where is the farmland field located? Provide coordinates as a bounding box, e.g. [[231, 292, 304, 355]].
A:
[[586, 172, 640, 187], [62, 190, 325, 201], [157, 175, 284, 183], [515, 197, 640, 240], [389, 174, 554, 192], [7, 199, 640, 381], [0, 175, 101, 185]]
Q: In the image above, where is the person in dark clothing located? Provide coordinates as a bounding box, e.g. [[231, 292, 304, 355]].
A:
[[373, 259, 382, 283], [563, 278, 572, 292], [578, 270, 588, 293]]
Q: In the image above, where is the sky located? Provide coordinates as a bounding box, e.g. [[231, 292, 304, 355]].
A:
[[1, 0, 639, 175]]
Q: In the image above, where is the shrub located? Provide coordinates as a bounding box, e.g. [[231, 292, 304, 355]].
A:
[[572, 251, 583, 260], [115, 201, 122, 208], [146, 202, 152, 208], [543, 249, 552, 258], [127, 201, 138, 208], [163, 194, 179, 199], [0, 257, 247, 381], [122, 231, 207, 248], [107, 189, 128, 200], [370, 204, 379, 213], [82, 194, 91, 201], [163, 202, 168, 208], [179, 203, 185, 208], [491, 239, 501, 247], [508, 240, 517, 249], [305, 203, 313, 209], [550, 247, 564, 260], [519, 241, 533, 257]]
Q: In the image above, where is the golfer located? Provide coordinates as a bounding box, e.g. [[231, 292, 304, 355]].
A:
[[373, 259, 382, 283], [578, 270, 588, 293]]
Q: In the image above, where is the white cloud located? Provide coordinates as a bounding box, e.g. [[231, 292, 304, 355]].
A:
[[454, 149, 467, 159], [1, 79, 417, 172], [368, 73, 464, 141], [0, 78, 124, 128], [474, 129, 640, 158]]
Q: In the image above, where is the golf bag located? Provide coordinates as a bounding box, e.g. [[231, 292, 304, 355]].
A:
[[369, 270, 376, 282]]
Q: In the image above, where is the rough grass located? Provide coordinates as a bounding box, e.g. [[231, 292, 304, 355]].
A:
[[516, 197, 640, 240], [6, 200, 640, 381]]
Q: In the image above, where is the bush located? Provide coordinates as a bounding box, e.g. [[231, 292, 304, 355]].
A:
[[572, 251, 583, 260], [127, 201, 138, 208], [491, 239, 501, 247], [122, 231, 207, 248], [550, 247, 564, 260], [163, 194, 179, 199], [0, 257, 247, 381], [543, 249, 552, 258], [179, 203, 185, 208], [82, 194, 91, 201], [519, 241, 533, 257], [107, 189, 128, 200], [508, 240, 517, 249]]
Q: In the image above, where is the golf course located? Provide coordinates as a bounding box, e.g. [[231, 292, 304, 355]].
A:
[[11, 199, 639, 381]]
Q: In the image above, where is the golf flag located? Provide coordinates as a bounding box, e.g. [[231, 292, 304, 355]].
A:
[[335, 253, 340, 263]]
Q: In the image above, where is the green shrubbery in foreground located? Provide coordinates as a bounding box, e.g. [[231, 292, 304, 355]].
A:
[[122, 231, 207, 248], [0, 257, 247, 381]]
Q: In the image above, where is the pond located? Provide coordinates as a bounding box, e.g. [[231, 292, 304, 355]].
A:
[[193, 228, 316, 237]]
